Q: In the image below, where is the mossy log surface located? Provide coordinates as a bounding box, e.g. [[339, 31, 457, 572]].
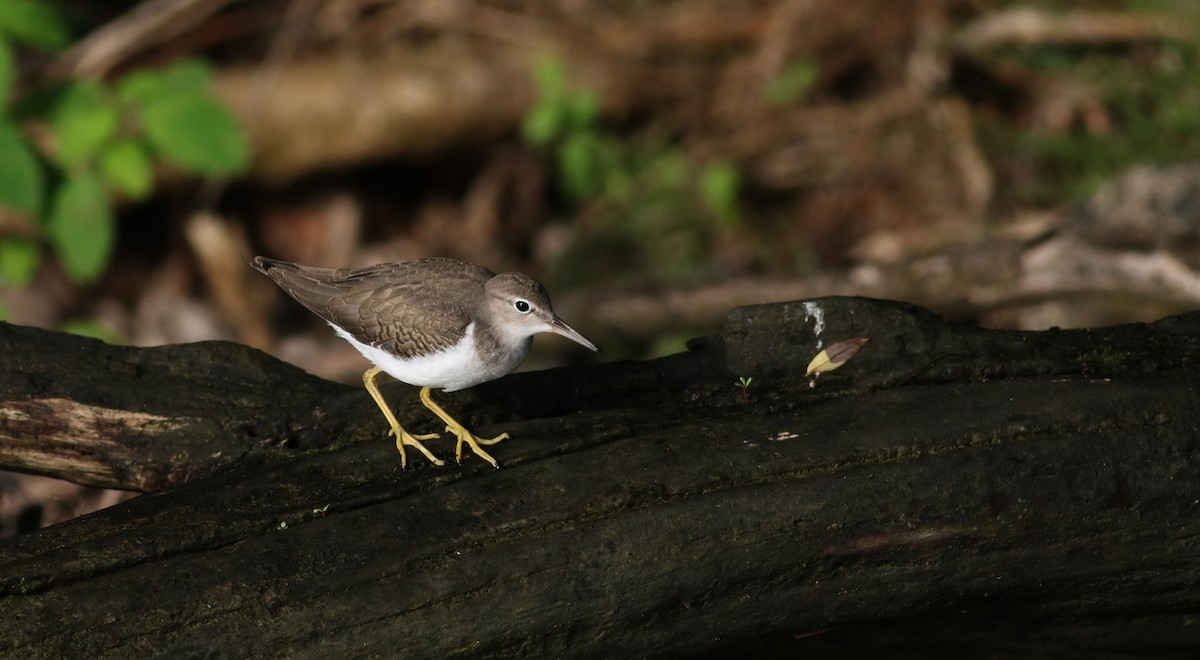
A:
[[1, 297, 1199, 658]]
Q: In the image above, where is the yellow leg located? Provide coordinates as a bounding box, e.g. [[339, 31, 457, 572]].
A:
[[363, 366, 443, 468], [419, 387, 508, 468]]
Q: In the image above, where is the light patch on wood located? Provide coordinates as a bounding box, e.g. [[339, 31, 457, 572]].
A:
[[0, 398, 187, 490], [802, 300, 825, 350]]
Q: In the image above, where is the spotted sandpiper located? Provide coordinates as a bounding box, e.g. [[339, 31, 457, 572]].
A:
[[252, 256, 597, 468]]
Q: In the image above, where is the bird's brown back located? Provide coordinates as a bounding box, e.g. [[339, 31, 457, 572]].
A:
[[252, 257, 494, 358]]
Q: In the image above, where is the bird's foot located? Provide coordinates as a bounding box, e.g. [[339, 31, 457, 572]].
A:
[[444, 424, 508, 469], [363, 366, 445, 468], [417, 386, 508, 468], [389, 427, 444, 468]]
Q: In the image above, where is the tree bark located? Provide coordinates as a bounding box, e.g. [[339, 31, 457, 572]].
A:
[[1, 297, 1199, 658], [0, 321, 349, 491]]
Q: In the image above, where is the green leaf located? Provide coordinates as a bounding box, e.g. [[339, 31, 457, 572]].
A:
[[644, 149, 687, 189], [557, 132, 602, 201], [99, 139, 153, 199], [0, 36, 13, 103], [141, 92, 248, 175], [0, 0, 70, 50], [58, 318, 119, 343], [566, 91, 600, 131], [117, 60, 246, 175], [46, 174, 114, 283], [0, 119, 42, 214], [521, 100, 564, 146], [116, 70, 162, 107], [117, 60, 213, 107], [0, 237, 39, 284], [763, 58, 819, 106], [531, 54, 567, 102], [51, 81, 119, 167], [699, 160, 741, 229], [157, 59, 213, 88]]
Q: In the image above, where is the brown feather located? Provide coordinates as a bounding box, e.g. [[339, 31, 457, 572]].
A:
[[252, 257, 493, 358]]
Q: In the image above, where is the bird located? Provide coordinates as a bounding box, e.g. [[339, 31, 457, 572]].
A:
[[251, 256, 597, 468]]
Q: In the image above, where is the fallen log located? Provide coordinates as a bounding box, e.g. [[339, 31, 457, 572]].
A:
[[0, 322, 348, 491], [1, 297, 1198, 658]]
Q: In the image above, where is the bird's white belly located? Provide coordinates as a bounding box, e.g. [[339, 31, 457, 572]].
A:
[[331, 323, 526, 391]]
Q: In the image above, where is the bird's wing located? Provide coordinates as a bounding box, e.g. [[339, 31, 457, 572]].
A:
[[255, 257, 492, 358]]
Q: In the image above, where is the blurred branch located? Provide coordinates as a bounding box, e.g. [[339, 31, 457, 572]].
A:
[[211, 40, 649, 182], [564, 204, 1200, 339], [955, 7, 1193, 53], [50, 0, 235, 79]]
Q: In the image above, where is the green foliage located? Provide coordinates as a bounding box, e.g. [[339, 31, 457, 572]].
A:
[[117, 59, 214, 104], [521, 55, 743, 285], [0, 117, 42, 214], [142, 93, 248, 173], [522, 56, 603, 193], [521, 55, 570, 146], [10, 576, 46, 595], [0, 2, 249, 287], [699, 161, 742, 230], [57, 317, 118, 343], [763, 58, 819, 106], [0, 34, 13, 102], [978, 31, 1200, 206], [99, 139, 153, 198], [52, 81, 119, 167], [47, 174, 114, 282], [122, 61, 248, 174], [0, 0, 69, 50], [734, 376, 753, 404], [557, 130, 605, 200], [0, 237, 37, 284]]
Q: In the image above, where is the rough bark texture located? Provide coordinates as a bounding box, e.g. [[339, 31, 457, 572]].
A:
[[1, 297, 1199, 658], [0, 322, 349, 491]]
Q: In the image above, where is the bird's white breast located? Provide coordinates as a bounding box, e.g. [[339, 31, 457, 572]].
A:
[[331, 322, 528, 391]]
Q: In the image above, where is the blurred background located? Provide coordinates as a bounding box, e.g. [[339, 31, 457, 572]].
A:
[[3, 0, 1200, 533]]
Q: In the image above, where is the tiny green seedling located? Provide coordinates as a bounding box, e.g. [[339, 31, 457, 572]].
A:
[[312, 504, 331, 519], [735, 376, 753, 404]]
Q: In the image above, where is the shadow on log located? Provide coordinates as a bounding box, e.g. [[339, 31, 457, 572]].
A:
[[1, 297, 1199, 658]]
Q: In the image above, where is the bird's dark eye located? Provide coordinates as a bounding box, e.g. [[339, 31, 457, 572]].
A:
[[514, 300, 531, 313]]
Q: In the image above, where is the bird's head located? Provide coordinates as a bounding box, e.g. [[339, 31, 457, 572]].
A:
[[485, 272, 598, 352]]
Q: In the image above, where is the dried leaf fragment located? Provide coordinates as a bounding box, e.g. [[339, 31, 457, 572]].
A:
[[804, 337, 870, 377]]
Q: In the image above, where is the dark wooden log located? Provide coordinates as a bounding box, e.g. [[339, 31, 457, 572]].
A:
[[0, 321, 349, 491], [1, 297, 1199, 658]]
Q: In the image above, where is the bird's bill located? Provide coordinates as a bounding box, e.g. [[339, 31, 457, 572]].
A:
[[550, 317, 599, 352]]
